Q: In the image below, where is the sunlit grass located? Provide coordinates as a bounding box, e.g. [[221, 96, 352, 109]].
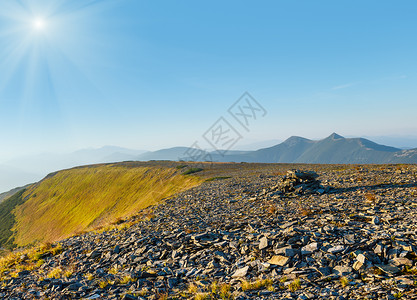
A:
[[120, 274, 136, 284], [12, 165, 202, 246], [340, 276, 349, 287], [0, 242, 64, 282], [98, 280, 108, 289], [108, 265, 119, 275], [47, 267, 63, 279], [241, 278, 273, 291], [288, 278, 301, 292]]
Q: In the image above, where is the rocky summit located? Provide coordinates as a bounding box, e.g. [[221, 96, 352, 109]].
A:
[[1, 163, 417, 299]]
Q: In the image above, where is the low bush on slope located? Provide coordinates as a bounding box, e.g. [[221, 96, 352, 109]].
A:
[[9, 164, 202, 247]]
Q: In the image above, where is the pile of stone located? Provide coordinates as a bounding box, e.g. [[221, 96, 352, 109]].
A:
[[278, 170, 326, 195]]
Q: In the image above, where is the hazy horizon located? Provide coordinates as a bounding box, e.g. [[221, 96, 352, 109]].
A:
[[1, 131, 417, 193], [1, 132, 417, 163]]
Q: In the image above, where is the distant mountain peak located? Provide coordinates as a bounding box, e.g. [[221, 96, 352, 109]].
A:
[[328, 133, 344, 140], [280, 136, 312, 148], [284, 135, 309, 142]]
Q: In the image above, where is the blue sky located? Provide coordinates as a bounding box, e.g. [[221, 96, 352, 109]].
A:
[[1, 0, 417, 159]]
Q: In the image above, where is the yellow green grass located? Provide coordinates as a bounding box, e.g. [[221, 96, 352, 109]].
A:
[[11, 164, 202, 246], [241, 278, 274, 291]]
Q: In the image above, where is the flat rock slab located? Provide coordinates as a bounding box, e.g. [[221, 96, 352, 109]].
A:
[[259, 236, 268, 250], [389, 258, 413, 267], [376, 264, 401, 276], [232, 266, 249, 278], [301, 242, 318, 254], [268, 255, 290, 266], [327, 245, 345, 254]]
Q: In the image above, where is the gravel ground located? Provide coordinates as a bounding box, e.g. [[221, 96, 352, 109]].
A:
[[1, 162, 417, 299]]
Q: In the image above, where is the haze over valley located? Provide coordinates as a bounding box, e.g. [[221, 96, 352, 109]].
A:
[[1, 133, 417, 194]]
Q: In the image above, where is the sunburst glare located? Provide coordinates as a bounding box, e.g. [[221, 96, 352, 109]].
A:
[[0, 0, 117, 134], [33, 18, 46, 31]]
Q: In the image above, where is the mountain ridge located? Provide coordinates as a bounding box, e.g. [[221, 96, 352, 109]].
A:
[[2, 134, 417, 194], [168, 133, 417, 164]]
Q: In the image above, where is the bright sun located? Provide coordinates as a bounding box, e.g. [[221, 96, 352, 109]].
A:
[[33, 18, 46, 30]]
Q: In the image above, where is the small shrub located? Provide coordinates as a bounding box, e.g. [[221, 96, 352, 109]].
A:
[[219, 283, 232, 299], [402, 266, 417, 275], [394, 292, 403, 299], [266, 284, 275, 292], [47, 267, 63, 279], [210, 282, 233, 299], [111, 218, 124, 225], [205, 176, 231, 182], [144, 212, 155, 221], [120, 275, 136, 284], [288, 278, 301, 292], [210, 281, 218, 294], [241, 278, 273, 291], [300, 208, 313, 217], [340, 276, 349, 287], [51, 243, 63, 256], [194, 293, 210, 300], [268, 205, 277, 215], [98, 280, 108, 289], [183, 168, 203, 175], [108, 265, 119, 275], [364, 193, 377, 204], [35, 259, 45, 268], [372, 267, 384, 275], [157, 293, 169, 300], [64, 269, 73, 278], [188, 283, 198, 294]]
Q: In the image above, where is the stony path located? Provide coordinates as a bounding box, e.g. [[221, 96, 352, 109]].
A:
[[1, 164, 417, 299]]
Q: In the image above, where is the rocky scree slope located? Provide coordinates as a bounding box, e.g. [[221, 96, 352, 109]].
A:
[[1, 163, 417, 299]]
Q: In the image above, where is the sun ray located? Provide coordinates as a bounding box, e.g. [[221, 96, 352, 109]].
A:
[[33, 18, 45, 30], [0, 0, 120, 129]]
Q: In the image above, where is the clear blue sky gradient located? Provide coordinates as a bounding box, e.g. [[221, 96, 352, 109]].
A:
[[1, 0, 417, 158]]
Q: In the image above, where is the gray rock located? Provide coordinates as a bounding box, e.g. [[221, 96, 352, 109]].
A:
[[333, 265, 352, 276], [356, 253, 366, 264], [268, 255, 290, 266], [375, 264, 401, 276], [389, 257, 413, 267], [301, 242, 318, 255], [232, 266, 249, 278], [327, 245, 345, 254], [67, 283, 83, 291], [259, 236, 268, 250]]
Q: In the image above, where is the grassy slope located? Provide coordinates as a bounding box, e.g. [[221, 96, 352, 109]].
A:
[[11, 164, 202, 247], [0, 190, 26, 249]]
